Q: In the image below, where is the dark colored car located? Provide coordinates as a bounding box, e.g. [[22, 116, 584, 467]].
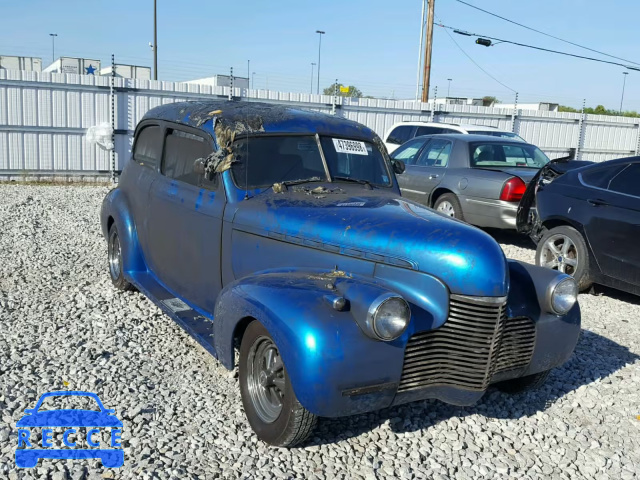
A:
[[101, 100, 581, 447], [391, 134, 550, 229], [518, 156, 640, 295]]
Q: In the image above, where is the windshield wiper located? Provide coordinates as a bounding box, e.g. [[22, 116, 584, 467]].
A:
[[332, 176, 373, 190], [272, 177, 324, 192]]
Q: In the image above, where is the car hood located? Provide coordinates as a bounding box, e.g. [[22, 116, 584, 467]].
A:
[[232, 188, 508, 296], [16, 410, 123, 427]]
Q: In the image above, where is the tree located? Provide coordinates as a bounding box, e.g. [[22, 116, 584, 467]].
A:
[[322, 84, 364, 98], [482, 96, 500, 106], [559, 104, 640, 118]]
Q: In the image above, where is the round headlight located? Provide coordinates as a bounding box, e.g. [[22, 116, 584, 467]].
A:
[[550, 277, 578, 315], [368, 295, 411, 341]]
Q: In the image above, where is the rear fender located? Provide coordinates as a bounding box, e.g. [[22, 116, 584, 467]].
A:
[[100, 188, 146, 274]]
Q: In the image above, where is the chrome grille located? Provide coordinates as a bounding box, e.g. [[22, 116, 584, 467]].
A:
[[493, 317, 535, 374], [398, 294, 507, 393]]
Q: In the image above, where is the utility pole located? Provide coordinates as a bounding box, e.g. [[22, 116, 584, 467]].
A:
[[310, 62, 316, 94], [447, 78, 452, 97], [153, 0, 158, 80], [247, 60, 250, 89], [415, 0, 426, 101], [620, 71, 629, 114], [421, 0, 435, 103]]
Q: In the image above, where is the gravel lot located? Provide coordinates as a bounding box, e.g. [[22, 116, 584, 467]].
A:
[[0, 184, 639, 480]]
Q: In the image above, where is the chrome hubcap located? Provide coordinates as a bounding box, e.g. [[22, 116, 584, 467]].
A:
[[541, 234, 578, 275], [247, 336, 285, 423], [108, 230, 122, 280], [437, 200, 456, 217]]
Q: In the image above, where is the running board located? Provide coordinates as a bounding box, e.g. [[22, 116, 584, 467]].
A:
[[127, 271, 218, 359]]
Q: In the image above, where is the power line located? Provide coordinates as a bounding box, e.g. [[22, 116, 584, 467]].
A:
[[435, 14, 516, 93], [454, 0, 640, 67], [438, 23, 640, 72]]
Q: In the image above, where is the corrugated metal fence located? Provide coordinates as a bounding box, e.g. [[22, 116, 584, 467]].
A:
[[1, 69, 639, 179]]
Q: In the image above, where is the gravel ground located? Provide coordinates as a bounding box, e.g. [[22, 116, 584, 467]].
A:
[[0, 184, 639, 480]]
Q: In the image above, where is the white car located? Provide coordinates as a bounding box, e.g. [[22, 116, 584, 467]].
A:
[[383, 121, 524, 153]]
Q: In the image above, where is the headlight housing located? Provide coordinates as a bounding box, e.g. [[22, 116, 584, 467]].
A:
[[549, 277, 578, 315], [367, 294, 411, 341]]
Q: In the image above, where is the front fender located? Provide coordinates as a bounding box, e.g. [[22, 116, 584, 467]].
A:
[[213, 269, 448, 417], [100, 188, 146, 274]]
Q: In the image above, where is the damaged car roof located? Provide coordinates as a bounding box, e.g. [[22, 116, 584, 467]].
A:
[[141, 100, 377, 141]]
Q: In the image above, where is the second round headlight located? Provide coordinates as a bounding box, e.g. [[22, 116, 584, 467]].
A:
[[369, 295, 411, 341]]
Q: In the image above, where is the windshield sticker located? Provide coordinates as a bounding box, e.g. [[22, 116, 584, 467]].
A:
[[332, 138, 368, 156]]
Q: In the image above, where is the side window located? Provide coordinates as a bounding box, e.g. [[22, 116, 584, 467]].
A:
[[387, 125, 414, 145], [608, 163, 640, 197], [416, 139, 452, 167], [580, 164, 629, 190], [415, 126, 445, 136], [162, 129, 213, 187], [133, 125, 162, 169], [390, 138, 428, 165]]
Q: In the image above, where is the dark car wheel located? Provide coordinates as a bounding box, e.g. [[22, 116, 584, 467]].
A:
[[434, 193, 464, 220], [239, 320, 317, 447], [494, 370, 551, 394], [535, 225, 592, 291], [108, 224, 133, 291]]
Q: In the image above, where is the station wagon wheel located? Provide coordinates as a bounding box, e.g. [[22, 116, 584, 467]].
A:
[[535, 225, 592, 291], [107, 224, 133, 291], [239, 320, 317, 447], [433, 193, 464, 221]]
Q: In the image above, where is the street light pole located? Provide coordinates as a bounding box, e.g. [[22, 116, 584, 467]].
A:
[[316, 30, 325, 95], [620, 71, 629, 114], [252, 72, 256, 89], [447, 78, 452, 97], [310, 63, 316, 94], [153, 0, 158, 80], [49, 33, 58, 62]]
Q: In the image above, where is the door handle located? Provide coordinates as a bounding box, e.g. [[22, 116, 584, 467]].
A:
[[587, 198, 608, 207], [429, 174, 439, 180]]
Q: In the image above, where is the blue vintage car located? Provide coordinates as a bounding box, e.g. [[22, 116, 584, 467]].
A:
[[101, 101, 581, 446]]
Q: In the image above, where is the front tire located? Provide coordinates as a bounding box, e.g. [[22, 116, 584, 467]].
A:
[[239, 320, 317, 447], [434, 193, 464, 221], [535, 225, 592, 291], [494, 370, 551, 394], [108, 224, 133, 291]]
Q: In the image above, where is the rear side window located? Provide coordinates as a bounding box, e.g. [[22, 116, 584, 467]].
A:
[[416, 139, 452, 167], [162, 129, 212, 186], [608, 163, 640, 197], [387, 126, 414, 145], [133, 125, 162, 168], [580, 164, 628, 190]]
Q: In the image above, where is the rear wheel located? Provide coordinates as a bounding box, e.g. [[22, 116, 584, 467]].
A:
[[433, 193, 464, 221], [239, 320, 317, 447], [536, 225, 592, 291], [494, 370, 551, 394], [108, 224, 133, 291]]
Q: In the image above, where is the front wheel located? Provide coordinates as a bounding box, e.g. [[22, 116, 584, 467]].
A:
[[108, 224, 133, 291], [239, 320, 317, 447], [535, 225, 592, 291], [433, 193, 464, 221]]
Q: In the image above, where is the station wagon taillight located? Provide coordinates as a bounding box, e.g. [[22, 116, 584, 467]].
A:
[[500, 177, 527, 202]]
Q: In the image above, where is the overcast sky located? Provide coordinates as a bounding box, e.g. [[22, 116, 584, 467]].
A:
[[3, 0, 640, 110]]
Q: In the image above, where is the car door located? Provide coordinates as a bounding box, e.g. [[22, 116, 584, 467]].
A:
[[392, 137, 430, 202], [146, 125, 225, 313], [403, 138, 452, 205], [581, 161, 640, 285]]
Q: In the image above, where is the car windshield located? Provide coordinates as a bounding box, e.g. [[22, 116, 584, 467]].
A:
[[231, 135, 391, 189], [472, 131, 524, 141], [470, 142, 550, 169]]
